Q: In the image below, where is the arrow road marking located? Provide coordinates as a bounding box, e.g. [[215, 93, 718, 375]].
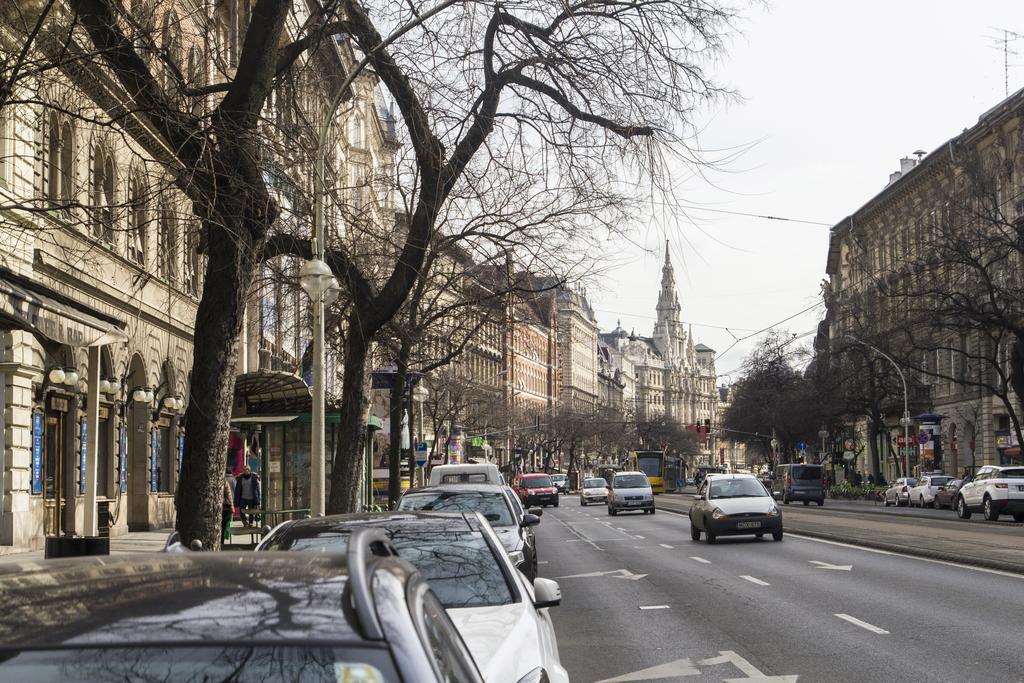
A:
[[835, 613, 889, 634], [594, 658, 700, 682], [555, 568, 648, 581], [809, 560, 852, 571], [740, 575, 770, 586], [700, 650, 799, 682]]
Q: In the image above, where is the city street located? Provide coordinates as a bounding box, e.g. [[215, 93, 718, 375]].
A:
[[539, 498, 1024, 682]]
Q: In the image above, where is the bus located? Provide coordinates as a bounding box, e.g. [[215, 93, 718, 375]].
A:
[[629, 450, 667, 494], [372, 463, 411, 501]]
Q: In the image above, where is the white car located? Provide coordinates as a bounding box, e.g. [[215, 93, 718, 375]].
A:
[[909, 474, 954, 508], [956, 465, 1024, 521], [883, 477, 918, 507]]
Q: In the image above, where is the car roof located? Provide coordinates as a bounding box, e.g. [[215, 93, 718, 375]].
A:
[[271, 511, 482, 539], [519, 472, 551, 478], [0, 553, 378, 648], [614, 471, 646, 477], [406, 483, 509, 494], [707, 473, 756, 480]]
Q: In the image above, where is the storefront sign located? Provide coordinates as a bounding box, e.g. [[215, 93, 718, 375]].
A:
[[119, 425, 128, 493], [150, 430, 159, 492], [31, 412, 43, 494], [79, 421, 87, 494], [268, 461, 281, 473]]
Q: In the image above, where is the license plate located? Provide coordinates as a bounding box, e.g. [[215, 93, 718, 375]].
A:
[[626, 501, 641, 506], [736, 521, 761, 529], [1018, 486, 1024, 492]]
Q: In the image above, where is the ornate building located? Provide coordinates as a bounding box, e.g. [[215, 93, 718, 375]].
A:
[[600, 243, 718, 432]]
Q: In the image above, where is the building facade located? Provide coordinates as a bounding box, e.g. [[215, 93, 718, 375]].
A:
[[556, 286, 599, 412]]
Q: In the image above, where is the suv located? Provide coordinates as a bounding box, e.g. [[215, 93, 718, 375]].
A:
[[772, 463, 826, 506], [514, 473, 559, 507], [956, 465, 1024, 521], [909, 474, 953, 508], [607, 471, 654, 515], [0, 533, 483, 682]]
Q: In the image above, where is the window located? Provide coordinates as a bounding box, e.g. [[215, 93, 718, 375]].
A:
[[127, 176, 146, 264], [91, 146, 115, 242], [46, 112, 74, 210], [184, 223, 200, 294], [158, 203, 178, 282]]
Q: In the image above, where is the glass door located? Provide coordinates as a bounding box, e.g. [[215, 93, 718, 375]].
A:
[[43, 413, 64, 536]]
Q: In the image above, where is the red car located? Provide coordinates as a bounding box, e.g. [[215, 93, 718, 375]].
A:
[[514, 473, 559, 508]]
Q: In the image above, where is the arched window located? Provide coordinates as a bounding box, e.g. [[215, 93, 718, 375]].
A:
[[91, 145, 115, 242], [161, 11, 182, 92], [158, 201, 177, 282], [127, 175, 147, 264], [46, 112, 74, 210]]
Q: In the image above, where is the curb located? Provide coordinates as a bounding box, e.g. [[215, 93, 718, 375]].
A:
[[812, 502, 1024, 527], [783, 526, 1024, 576]]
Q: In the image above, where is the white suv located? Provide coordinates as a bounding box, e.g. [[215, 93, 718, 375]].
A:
[[909, 474, 954, 508], [956, 466, 1024, 522]]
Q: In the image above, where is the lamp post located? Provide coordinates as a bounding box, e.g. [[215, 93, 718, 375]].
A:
[[818, 427, 829, 460], [845, 335, 911, 478], [299, 258, 339, 517], [412, 384, 429, 486]]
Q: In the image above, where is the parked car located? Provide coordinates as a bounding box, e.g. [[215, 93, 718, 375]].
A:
[[772, 463, 826, 505], [549, 473, 569, 494], [689, 473, 783, 543], [580, 477, 609, 506], [933, 478, 964, 509], [429, 463, 505, 486], [258, 511, 569, 683], [883, 477, 918, 507], [514, 473, 560, 508], [909, 474, 954, 507], [956, 465, 1024, 521], [0, 536, 483, 682], [397, 483, 541, 580], [607, 471, 655, 516]]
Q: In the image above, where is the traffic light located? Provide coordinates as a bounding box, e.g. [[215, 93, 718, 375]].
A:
[[704, 419, 712, 434]]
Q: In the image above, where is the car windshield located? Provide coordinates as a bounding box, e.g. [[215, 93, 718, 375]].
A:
[[792, 466, 823, 480], [263, 528, 515, 608], [613, 474, 648, 488], [997, 468, 1024, 478], [398, 491, 514, 526], [523, 476, 553, 488], [929, 477, 952, 486], [551, 474, 566, 481], [0, 646, 398, 681], [584, 478, 607, 488], [440, 473, 489, 483], [709, 478, 769, 499]]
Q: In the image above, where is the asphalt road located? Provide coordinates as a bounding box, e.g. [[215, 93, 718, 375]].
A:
[[537, 496, 1024, 682]]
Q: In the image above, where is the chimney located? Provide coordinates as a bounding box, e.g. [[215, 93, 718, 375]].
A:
[[899, 157, 918, 174], [887, 171, 902, 186]]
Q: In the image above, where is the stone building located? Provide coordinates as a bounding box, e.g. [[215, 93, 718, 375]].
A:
[[823, 87, 1024, 480], [556, 286, 599, 412]]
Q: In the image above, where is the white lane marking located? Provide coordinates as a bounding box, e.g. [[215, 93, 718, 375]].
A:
[[538, 561, 549, 565], [638, 604, 670, 610], [659, 543, 674, 549], [555, 568, 647, 581], [635, 535, 645, 539], [834, 613, 889, 634], [809, 560, 852, 571], [690, 556, 711, 564], [740, 575, 770, 586], [594, 658, 700, 683], [550, 513, 603, 551], [786, 532, 1024, 581], [700, 650, 798, 682]]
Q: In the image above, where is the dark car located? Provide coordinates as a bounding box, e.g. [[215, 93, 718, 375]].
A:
[[0, 533, 482, 682], [772, 463, 826, 505], [690, 474, 783, 543], [514, 473, 560, 508], [933, 478, 964, 509], [396, 483, 541, 580]]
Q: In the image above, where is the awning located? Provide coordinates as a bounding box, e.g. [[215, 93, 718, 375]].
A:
[[233, 371, 312, 414], [0, 267, 128, 347], [367, 415, 383, 431], [230, 415, 299, 425]]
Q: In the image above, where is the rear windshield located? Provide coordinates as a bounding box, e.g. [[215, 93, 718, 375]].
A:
[[792, 466, 823, 481], [999, 469, 1024, 479], [550, 475, 566, 481], [584, 478, 607, 488], [928, 477, 952, 486], [398, 490, 514, 526], [523, 476, 553, 488], [440, 473, 489, 483], [613, 474, 648, 488], [0, 646, 398, 681]]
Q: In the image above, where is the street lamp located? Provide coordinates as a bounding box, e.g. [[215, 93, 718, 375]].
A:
[[412, 384, 429, 486], [818, 427, 829, 459], [299, 256, 340, 518], [845, 334, 911, 477]]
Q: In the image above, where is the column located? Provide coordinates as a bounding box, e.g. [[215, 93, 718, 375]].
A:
[[83, 346, 101, 536]]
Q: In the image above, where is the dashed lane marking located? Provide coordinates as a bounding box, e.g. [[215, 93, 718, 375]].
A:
[[638, 604, 670, 610], [690, 556, 711, 564], [659, 543, 674, 549], [835, 613, 889, 634], [740, 575, 770, 586]]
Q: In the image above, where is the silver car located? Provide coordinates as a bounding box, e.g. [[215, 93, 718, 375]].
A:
[[579, 477, 608, 506], [883, 477, 918, 507], [607, 471, 655, 516]]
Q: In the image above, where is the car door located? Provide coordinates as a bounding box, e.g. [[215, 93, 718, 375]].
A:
[[690, 481, 709, 529], [962, 469, 986, 507]]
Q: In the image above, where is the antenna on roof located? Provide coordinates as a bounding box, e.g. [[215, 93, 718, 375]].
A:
[[989, 27, 1024, 97]]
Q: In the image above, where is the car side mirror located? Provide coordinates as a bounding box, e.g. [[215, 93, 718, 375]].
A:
[[521, 513, 541, 528], [528, 507, 543, 517], [533, 578, 561, 608]]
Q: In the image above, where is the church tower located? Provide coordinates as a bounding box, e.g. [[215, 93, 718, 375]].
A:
[[653, 241, 687, 362]]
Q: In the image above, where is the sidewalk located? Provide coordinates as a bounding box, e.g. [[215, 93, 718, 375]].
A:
[[0, 530, 171, 564]]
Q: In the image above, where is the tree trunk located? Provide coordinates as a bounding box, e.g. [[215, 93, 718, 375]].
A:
[[1008, 335, 1024, 455], [387, 350, 410, 507], [327, 322, 371, 514], [175, 221, 256, 549]]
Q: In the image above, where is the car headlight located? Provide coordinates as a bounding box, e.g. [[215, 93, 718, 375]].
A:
[[711, 507, 728, 520], [517, 668, 550, 683], [508, 550, 525, 566], [766, 506, 780, 517], [645, 494, 653, 501]]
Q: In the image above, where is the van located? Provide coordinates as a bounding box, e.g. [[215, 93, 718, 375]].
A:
[[772, 463, 826, 506], [427, 463, 504, 486]]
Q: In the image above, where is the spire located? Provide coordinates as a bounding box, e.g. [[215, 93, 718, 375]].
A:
[[664, 239, 671, 266], [653, 241, 685, 360]]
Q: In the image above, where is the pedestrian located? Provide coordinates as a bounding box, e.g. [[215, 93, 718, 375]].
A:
[[234, 465, 261, 526], [867, 473, 875, 486], [961, 468, 972, 482], [222, 471, 235, 543]]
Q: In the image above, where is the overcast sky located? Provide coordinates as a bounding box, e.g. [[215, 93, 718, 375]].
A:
[[589, 0, 1021, 383]]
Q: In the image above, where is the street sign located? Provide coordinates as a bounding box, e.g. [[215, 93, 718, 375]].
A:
[[796, 441, 807, 451], [896, 434, 914, 446], [843, 438, 855, 450], [842, 451, 855, 461], [916, 432, 929, 445]]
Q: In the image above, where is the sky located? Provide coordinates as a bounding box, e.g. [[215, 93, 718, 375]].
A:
[[588, 0, 1022, 383]]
